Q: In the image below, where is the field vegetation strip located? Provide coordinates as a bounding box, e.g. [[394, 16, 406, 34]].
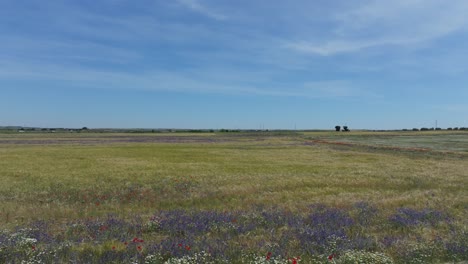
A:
[[0, 132, 466, 263]]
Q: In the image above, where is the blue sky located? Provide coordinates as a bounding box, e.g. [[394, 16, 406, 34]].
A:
[[1, 0, 468, 129]]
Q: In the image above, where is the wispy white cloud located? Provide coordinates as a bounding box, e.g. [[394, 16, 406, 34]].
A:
[[287, 0, 468, 56], [176, 0, 227, 20], [0, 58, 375, 99], [286, 39, 383, 56], [0, 1, 314, 77], [0, 35, 142, 64]]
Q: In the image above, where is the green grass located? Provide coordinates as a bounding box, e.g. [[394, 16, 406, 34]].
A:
[[1, 131, 467, 263], [1, 132, 467, 225]]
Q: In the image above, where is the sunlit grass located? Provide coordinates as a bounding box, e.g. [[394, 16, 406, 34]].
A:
[[1, 133, 466, 222], [0, 132, 467, 263]]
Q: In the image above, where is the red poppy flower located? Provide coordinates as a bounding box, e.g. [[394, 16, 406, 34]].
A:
[[185, 245, 191, 250], [266, 252, 272, 260], [328, 254, 334, 260], [137, 246, 142, 251], [178, 243, 182, 247], [31, 246, 36, 251]]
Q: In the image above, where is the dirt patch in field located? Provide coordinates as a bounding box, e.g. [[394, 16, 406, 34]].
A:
[[305, 139, 468, 159]]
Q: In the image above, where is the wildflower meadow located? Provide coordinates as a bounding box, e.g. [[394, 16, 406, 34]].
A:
[[0, 131, 467, 263]]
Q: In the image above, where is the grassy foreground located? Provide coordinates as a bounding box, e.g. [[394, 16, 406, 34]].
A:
[[0, 132, 467, 263]]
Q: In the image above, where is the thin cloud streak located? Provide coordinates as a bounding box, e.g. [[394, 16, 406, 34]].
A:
[[176, 0, 227, 20], [287, 0, 468, 56], [1, 36, 142, 64], [0, 59, 374, 100]]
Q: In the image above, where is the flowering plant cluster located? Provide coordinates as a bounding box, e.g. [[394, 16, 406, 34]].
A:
[[0, 203, 465, 263]]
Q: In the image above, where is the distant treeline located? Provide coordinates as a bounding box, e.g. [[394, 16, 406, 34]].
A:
[[403, 127, 467, 131], [2, 126, 468, 133]]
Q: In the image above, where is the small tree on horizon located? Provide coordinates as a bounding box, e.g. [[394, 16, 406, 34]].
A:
[[335, 126, 341, 132]]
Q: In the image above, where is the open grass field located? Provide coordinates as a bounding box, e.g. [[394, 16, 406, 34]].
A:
[[0, 131, 467, 263]]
